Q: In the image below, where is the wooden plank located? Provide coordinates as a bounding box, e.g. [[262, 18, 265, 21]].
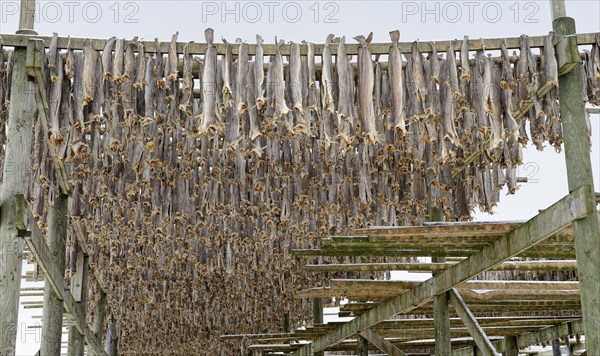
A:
[[356, 334, 369, 356], [15, 197, 105, 356], [0, 32, 597, 55], [359, 329, 407, 356], [357, 221, 523, 238], [305, 260, 579, 273], [16, 195, 64, 300], [70, 253, 85, 302], [0, 37, 37, 356], [449, 289, 501, 356], [40, 195, 67, 356], [554, 15, 600, 355], [292, 187, 592, 354], [504, 336, 519, 356]]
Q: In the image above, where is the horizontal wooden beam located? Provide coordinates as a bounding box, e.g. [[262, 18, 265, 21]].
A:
[[292, 186, 592, 354], [451, 319, 585, 356], [304, 260, 579, 273], [0, 32, 598, 55]]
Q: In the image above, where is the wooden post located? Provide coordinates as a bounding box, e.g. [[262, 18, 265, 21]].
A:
[[430, 206, 451, 356], [503, 336, 518, 356], [551, 338, 561, 356], [41, 195, 67, 356], [357, 333, 369, 356], [94, 290, 107, 339], [312, 298, 324, 356], [16, 0, 36, 35], [67, 254, 89, 356], [552, 4, 600, 354], [0, 1, 37, 353], [105, 319, 118, 356]]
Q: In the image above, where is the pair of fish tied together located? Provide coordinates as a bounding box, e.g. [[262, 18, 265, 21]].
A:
[[1, 29, 599, 353]]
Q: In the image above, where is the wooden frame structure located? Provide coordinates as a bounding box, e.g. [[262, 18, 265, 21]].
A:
[[0, 0, 599, 355]]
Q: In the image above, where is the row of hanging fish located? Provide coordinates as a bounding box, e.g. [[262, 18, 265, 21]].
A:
[[1, 30, 599, 354]]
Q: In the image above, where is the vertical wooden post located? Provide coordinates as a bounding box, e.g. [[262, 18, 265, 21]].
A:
[[312, 298, 324, 356], [357, 333, 369, 356], [94, 290, 107, 339], [0, 1, 37, 353], [503, 335, 518, 356], [67, 254, 89, 356], [282, 312, 290, 333], [16, 0, 36, 34], [551, 3, 600, 354], [105, 319, 118, 356], [41, 195, 67, 356], [551, 338, 562, 356], [430, 206, 451, 356]]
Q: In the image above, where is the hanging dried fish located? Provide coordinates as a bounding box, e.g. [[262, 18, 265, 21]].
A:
[[305, 41, 318, 112], [199, 28, 219, 134], [167, 32, 179, 81], [442, 42, 461, 148], [354, 32, 378, 143], [483, 54, 504, 153], [255, 35, 266, 111], [47, 33, 59, 78], [389, 30, 406, 134], [321, 34, 336, 115], [499, 40, 522, 165], [289, 41, 308, 135], [271, 39, 289, 120], [222, 38, 233, 109], [460, 36, 471, 81], [236, 40, 249, 115], [336, 36, 354, 148]]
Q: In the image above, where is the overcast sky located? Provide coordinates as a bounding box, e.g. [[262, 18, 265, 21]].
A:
[[1, 0, 599, 354]]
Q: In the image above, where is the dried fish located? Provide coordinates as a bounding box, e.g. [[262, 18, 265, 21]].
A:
[[199, 28, 219, 134], [321, 34, 336, 115], [500, 40, 522, 165], [355, 32, 378, 143], [336, 36, 354, 149], [167, 32, 179, 81], [389, 30, 406, 134], [442, 42, 461, 148], [255, 35, 266, 111]]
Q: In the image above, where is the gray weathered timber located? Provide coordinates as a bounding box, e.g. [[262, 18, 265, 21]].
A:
[[105, 321, 118, 356], [449, 289, 500, 356], [94, 291, 107, 339], [358, 329, 407, 356], [356, 334, 369, 356], [553, 15, 600, 355], [292, 186, 592, 354], [67, 253, 89, 356], [67, 325, 85, 356], [304, 260, 579, 272], [0, 43, 37, 355], [41, 195, 68, 356], [16, 0, 36, 34], [312, 298, 324, 356], [503, 336, 518, 356], [15, 196, 105, 356], [431, 206, 451, 356], [0, 32, 598, 56]]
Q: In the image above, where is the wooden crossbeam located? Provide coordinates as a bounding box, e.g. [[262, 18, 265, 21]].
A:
[[292, 186, 593, 354], [304, 260, 579, 273], [358, 329, 407, 356], [0, 32, 597, 55], [15, 195, 105, 356], [449, 289, 500, 356]]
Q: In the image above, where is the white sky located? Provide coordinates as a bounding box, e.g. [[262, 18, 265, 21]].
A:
[[1, 0, 599, 354]]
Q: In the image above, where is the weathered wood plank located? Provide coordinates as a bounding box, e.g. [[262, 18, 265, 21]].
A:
[[304, 260, 579, 273], [449, 289, 501, 356], [16, 197, 105, 356], [0, 40, 37, 355], [41, 195, 67, 356], [358, 329, 407, 356], [292, 187, 592, 354], [553, 15, 600, 355], [0, 32, 598, 55]]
